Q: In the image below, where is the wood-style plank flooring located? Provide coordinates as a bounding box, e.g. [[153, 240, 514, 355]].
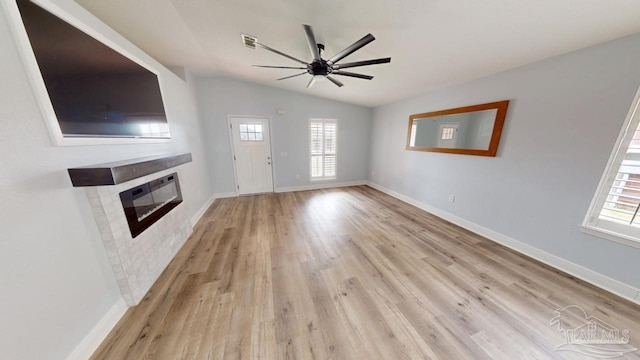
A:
[[91, 186, 640, 359]]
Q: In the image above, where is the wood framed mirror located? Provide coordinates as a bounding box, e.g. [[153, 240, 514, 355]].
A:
[[406, 100, 509, 157]]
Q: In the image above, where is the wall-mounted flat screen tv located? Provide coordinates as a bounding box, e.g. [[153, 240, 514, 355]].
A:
[[16, 0, 170, 139]]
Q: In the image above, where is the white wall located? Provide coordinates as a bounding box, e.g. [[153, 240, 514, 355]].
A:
[[0, 1, 213, 359], [195, 77, 372, 193], [369, 33, 640, 289]]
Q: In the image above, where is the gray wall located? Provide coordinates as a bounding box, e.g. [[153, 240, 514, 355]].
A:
[[195, 77, 372, 193], [0, 1, 214, 359], [369, 33, 640, 288]]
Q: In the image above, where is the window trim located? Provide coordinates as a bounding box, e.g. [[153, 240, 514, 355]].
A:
[[309, 118, 338, 181], [582, 86, 640, 249]]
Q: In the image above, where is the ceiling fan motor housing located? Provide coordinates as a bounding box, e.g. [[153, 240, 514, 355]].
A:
[[308, 44, 329, 76], [309, 59, 330, 76]]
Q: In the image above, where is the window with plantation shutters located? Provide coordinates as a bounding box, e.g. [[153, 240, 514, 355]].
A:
[[310, 119, 337, 180], [583, 89, 640, 248]]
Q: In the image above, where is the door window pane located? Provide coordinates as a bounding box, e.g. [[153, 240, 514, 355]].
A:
[[239, 123, 263, 142]]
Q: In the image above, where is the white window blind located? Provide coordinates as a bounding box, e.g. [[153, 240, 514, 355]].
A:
[[310, 119, 337, 180], [584, 88, 640, 247]]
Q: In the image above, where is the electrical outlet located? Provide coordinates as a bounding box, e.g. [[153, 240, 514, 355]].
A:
[[296, 174, 300, 179], [449, 195, 455, 203]]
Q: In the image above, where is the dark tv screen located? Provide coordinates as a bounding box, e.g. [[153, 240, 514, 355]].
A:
[[16, 0, 170, 139]]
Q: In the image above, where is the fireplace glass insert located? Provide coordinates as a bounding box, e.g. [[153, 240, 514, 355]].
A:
[[119, 173, 182, 238]]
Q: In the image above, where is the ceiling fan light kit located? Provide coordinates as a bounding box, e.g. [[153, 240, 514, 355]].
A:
[[243, 25, 391, 88]]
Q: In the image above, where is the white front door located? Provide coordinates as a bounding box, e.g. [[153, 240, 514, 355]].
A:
[[229, 116, 274, 195]]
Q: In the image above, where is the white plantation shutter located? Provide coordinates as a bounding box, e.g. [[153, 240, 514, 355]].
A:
[[310, 122, 323, 177], [310, 119, 337, 180], [584, 89, 640, 246], [599, 129, 640, 225], [324, 123, 337, 177]]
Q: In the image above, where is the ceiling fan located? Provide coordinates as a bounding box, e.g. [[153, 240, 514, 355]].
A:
[[242, 25, 391, 88]]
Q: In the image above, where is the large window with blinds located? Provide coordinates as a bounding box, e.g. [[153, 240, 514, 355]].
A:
[[310, 119, 337, 180], [583, 90, 640, 247]]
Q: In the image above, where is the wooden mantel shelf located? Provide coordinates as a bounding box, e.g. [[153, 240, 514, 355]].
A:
[[67, 153, 192, 187]]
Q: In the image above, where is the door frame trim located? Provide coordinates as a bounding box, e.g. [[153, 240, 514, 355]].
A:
[[227, 114, 275, 196]]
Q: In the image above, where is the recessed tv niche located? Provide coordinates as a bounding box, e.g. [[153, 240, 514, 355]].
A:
[[16, 0, 170, 140]]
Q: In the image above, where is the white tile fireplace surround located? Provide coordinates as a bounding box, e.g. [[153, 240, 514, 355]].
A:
[[85, 168, 191, 305], [69, 154, 193, 305]]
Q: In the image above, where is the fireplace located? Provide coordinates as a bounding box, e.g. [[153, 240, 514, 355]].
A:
[[119, 172, 182, 238], [68, 154, 192, 305]]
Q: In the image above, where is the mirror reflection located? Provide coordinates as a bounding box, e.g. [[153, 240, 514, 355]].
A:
[[409, 109, 497, 149], [406, 100, 509, 157]]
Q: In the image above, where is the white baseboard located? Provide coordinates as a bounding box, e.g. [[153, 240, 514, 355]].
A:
[[66, 298, 127, 360], [190, 194, 217, 227], [214, 192, 238, 199], [275, 180, 367, 193], [190, 192, 238, 227], [366, 181, 640, 305]]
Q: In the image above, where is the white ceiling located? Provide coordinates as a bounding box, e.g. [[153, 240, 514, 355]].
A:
[[74, 0, 640, 107]]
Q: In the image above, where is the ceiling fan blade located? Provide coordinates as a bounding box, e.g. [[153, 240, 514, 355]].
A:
[[333, 57, 391, 70], [303, 24, 321, 61], [307, 76, 317, 88], [326, 76, 344, 87], [332, 71, 373, 80], [253, 65, 308, 69], [327, 33, 375, 64], [255, 42, 308, 65], [277, 72, 308, 81]]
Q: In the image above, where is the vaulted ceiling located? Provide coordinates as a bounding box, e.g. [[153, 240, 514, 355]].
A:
[[74, 0, 640, 107]]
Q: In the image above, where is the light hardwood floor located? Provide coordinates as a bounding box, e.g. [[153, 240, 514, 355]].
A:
[[91, 186, 640, 359]]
